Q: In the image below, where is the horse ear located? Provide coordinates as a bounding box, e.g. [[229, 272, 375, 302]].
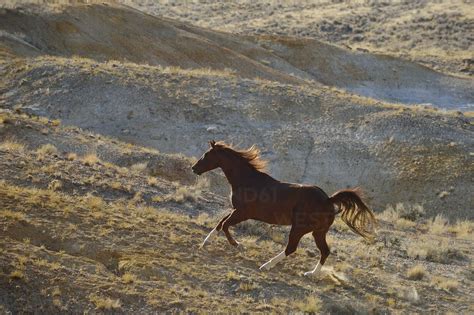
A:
[[209, 140, 216, 148]]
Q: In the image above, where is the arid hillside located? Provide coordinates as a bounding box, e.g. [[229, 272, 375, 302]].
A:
[[123, 0, 474, 76], [0, 2, 472, 109], [0, 110, 473, 313], [0, 2, 473, 313], [2, 54, 472, 220]]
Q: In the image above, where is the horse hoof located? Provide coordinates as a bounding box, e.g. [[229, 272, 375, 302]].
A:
[[303, 271, 314, 276]]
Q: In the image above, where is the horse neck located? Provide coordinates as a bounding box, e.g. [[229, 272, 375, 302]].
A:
[[219, 159, 258, 190]]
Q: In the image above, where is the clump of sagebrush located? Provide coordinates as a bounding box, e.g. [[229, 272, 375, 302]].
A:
[[82, 153, 100, 166], [0, 139, 25, 152], [292, 295, 322, 313], [378, 203, 424, 222], [36, 144, 58, 160], [448, 220, 473, 239], [407, 265, 426, 280], [167, 177, 208, 203], [66, 152, 77, 161], [428, 214, 448, 234], [431, 276, 459, 292], [89, 294, 121, 310], [131, 162, 148, 174], [406, 238, 463, 263]]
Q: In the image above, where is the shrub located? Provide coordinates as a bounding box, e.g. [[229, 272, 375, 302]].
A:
[[448, 220, 473, 239], [36, 144, 58, 160], [66, 152, 77, 161], [82, 153, 99, 166], [379, 203, 424, 222], [131, 162, 148, 174], [428, 214, 448, 234], [121, 273, 137, 284], [407, 265, 426, 280], [89, 294, 121, 310], [0, 139, 25, 152], [406, 238, 463, 263], [431, 276, 459, 292], [292, 295, 322, 313]]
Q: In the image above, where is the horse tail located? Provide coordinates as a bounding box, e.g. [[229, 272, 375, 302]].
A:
[[329, 188, 376, 240]]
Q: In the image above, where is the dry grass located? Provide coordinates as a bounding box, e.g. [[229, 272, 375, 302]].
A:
[[0, 139, 25, 153], [428, 214, 449, 234], [66, 152, 77, 161], [292, 295, 322, 313], [47, 179, 62, 191], [167, 178, 208, 203], [407, 265, 426, 280], [9, 270, 25, 280], [36, 143, 58, 161], [147, 176, 158, 186], [378, 203, 424, 222], [0, 209, 26, 221], [131, 162, 148, 174], [0, 111, 472, 313], [89, 295, 121, 310], [406, 238, 462, 264], [448, 220, 474, 239], [121, 273, 137, 284], [430, 276, 459, 292], [82, 153, 100, 166]]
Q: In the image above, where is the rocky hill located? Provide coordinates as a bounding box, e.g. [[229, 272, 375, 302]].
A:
[[0, 1, 473, 313], [123, 0, 474, 76], [0, 109, 472, 313]]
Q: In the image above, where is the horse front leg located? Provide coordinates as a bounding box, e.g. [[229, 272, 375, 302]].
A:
[[222, 210, 247, 247], [199, 211, 231, 249]]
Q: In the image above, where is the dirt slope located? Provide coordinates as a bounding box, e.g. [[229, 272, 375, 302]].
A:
[[0, 3, 472, 109], [1, 55, 472, 220], [123, 0, 474, 76], [0, 110, 473, 313]]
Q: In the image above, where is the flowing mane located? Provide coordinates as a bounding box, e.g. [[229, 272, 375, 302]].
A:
[[215, 141, 267, 171]]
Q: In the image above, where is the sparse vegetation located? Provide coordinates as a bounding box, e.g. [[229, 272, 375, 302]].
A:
[[448, 220, 474, 239], [9, 270, 25, 280], [430, 276, 459, 292], [406, 238, 463, 264], [292, 295, 322, 313], [89, 295, 121, 310], [82, 153, 99, 166], [36, 143, 58, 161], [121, 273, 137, 284], [428, 214, 449, 234], [0, 139, 25, 153], [378, 203, 425, 222], [0, 1, 472, 312], [166, 178, 208, 203], [66, 152, 77, 161], [0, 209, 26, 221], [407, 265, 426, 280], [131, 162, 148, 174]]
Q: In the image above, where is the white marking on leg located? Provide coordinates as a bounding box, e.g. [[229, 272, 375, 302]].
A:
[[200, 228, 217, 248], [304, 262, 322, 276], [259, 251, 286, 270]]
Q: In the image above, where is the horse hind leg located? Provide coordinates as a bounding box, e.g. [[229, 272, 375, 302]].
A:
[[260, 225, 307, 271], [304, 230, 330, 276]]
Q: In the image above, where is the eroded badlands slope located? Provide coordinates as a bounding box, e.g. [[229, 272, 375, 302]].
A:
[[0, 3, 472, 109]]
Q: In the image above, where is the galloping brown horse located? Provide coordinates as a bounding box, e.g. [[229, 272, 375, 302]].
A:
[[192, 141, 376, 275]]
